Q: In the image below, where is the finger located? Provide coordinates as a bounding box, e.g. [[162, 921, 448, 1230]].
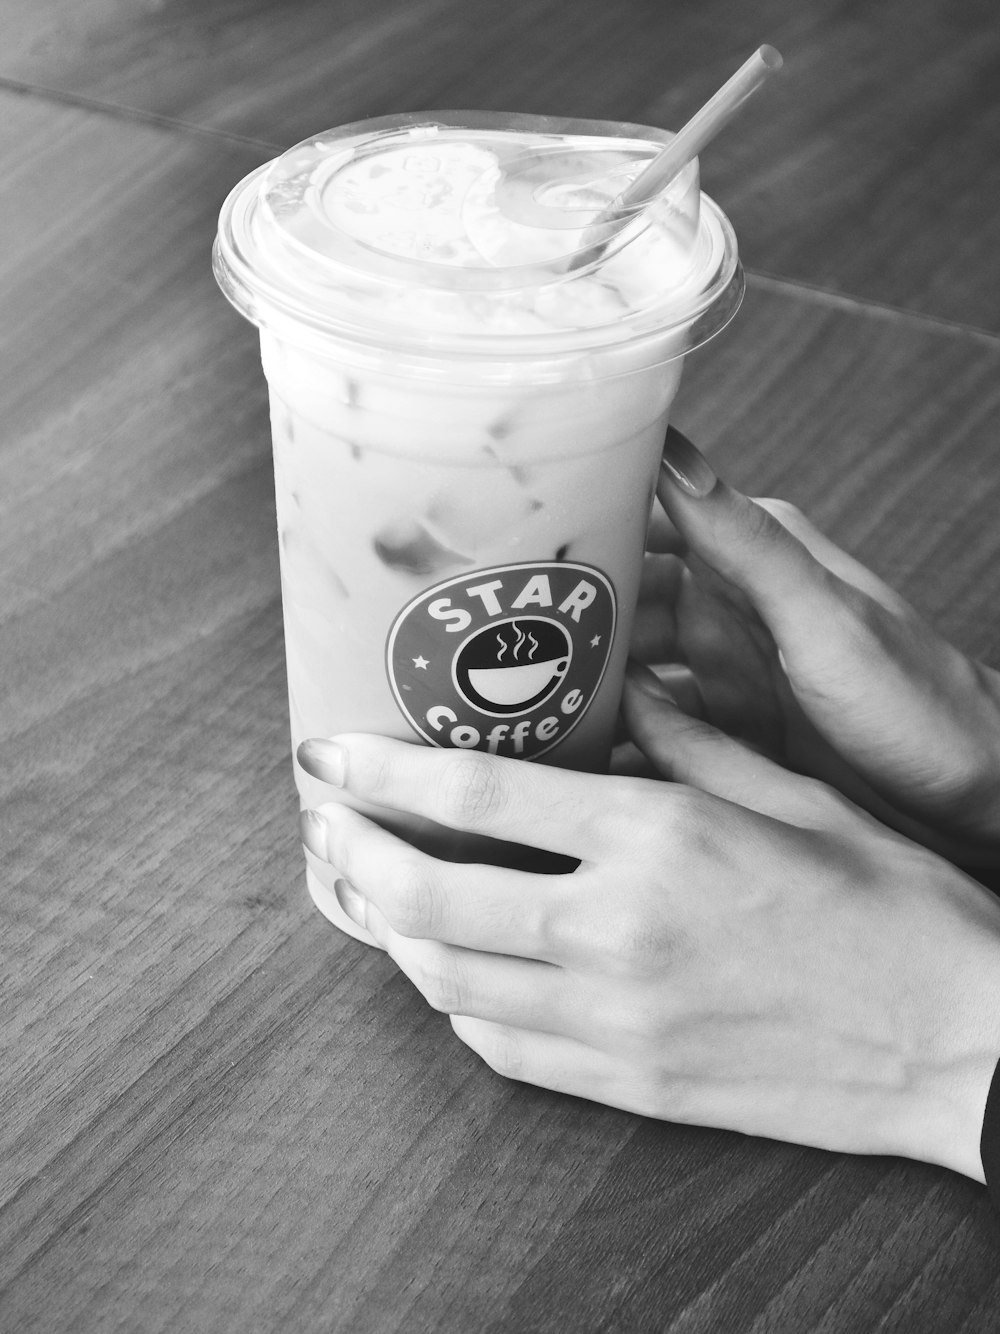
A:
[[637, 550, 684, 616], [452, 1015, 692, 1123], [609, 739, 659, 778], [655, 430, 911, 624], [619, 661, 705, 720], [297, 733, 628, 862], [653, 664, 706, 717], [645, 502, 686, 554], [631, 553, 683, 662], [451, 1014, 629, 1107], [752, 497, 912, 616], [657, 435, 1000, 813], [622, 660, 834, 825], [664, 563, 785, 755], [655, 431, 945, 721], [656, 428, 862, 641], [656, 431, 932, 678], [300, 801, 568, 961], [354, 897, 581, 1034]]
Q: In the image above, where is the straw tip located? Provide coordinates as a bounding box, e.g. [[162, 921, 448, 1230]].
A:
[[758, 44, 784, 71]]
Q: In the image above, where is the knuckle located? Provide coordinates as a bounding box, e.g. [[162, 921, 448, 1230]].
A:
[[601, 991, 667, 1050], [479, 1024, 524, 1080], [820, 597, 893, 677], [384, 856, 440, 938], [639, 1073, 700, 1124], [591, 780, 669, 855], [652, 786, 708, 854], [603, 908, 673, 974], [755, 496, 804, 528], [533, 892, 570, 962], [798, 775, 856, 823], [604, 782, 652, 837], [828, 574, 909, 648], [739, 494, 784, 546], [436, 751, 508, 828], [415, 950, 465, 1015], [837, 577, 882, 630], [315, 802, 359, 874], [355, 749, 396, 805]]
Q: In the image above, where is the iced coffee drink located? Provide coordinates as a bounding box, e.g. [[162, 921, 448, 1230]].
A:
[[214, 112, 741, 938]]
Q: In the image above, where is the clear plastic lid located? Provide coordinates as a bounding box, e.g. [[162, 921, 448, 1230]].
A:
[[213, 112, 742, 367]]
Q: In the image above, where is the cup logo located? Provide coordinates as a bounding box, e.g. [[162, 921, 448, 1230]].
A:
[[386, 562, 616, 759]]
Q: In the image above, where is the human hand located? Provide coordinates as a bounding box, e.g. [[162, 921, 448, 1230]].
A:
[[297, 723, 1000, 1182], [632, 429, 1000, 862]]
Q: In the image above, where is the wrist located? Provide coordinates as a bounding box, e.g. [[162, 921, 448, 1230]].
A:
[[896, 864, 1000, 1182], [907, 1039, 994, 1183], [979, 1058, 1000, 1203]]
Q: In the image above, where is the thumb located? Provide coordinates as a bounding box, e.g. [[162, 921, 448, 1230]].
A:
[[655, 428, 918, 655], [655, 427, 847, 635], [655, 430, 1000, 842]]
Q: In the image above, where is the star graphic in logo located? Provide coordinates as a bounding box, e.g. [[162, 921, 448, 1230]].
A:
[[412, 655, 430, 670], [590, 634, 602, 648]]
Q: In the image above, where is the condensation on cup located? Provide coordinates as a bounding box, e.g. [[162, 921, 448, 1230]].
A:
[[213, 111, 742, 942]]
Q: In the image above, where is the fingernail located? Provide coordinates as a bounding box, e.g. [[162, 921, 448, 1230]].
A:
[[660, 426, 717, 499], [334, 877, 366, 927], [625, 658, 677, 703], [299, 808, 330, 860], [297, 738, 347, 786]]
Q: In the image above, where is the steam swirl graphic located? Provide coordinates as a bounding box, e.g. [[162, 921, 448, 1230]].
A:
[[495, 621, 540, 664]]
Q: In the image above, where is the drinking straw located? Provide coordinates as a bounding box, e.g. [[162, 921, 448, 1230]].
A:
[[569, 44, 783, 268]]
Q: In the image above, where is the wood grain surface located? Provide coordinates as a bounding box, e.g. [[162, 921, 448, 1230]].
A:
[[2, 1, 999, 1330]]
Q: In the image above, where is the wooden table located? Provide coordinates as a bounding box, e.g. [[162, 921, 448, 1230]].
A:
[[3, 2, 999, 1329]]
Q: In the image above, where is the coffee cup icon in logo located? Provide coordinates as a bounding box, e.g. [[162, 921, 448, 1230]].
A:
[[455, 617, 571, 716]]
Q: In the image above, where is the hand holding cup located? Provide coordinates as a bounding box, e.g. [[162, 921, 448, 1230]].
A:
[[297, 720, 1000, 1183], [635, 428, 1000, 861]]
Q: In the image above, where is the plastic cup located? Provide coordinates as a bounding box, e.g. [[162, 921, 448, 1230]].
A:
[[213, 111, 742, 943]]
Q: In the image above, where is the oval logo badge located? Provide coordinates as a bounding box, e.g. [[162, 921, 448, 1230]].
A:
[[386, 562, 616, 759]]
